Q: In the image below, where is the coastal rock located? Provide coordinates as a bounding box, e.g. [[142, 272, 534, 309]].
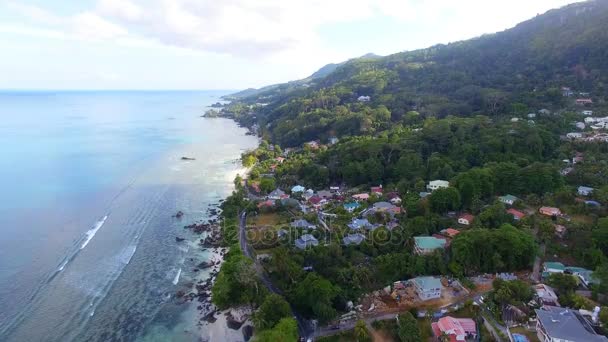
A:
[[175, 237, 186, 242], [181, 157, 196, 161], [197, 261, 213, 269], [173, 211, 184, 218], [242, 325, 254, 341]]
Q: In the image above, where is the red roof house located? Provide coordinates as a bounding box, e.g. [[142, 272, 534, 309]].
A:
[[371, 185, 383, 195], [507, 208, 526, 220], [442, 228, 460, 238], [539, 206, 561, 217], [431, 316, 477, 342], [458, 214, 475, 226]]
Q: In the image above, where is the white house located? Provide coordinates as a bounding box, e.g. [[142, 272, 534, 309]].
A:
[[427, 180, 449, 191], [291, 185, 306, 193], [567, 132, 583, 139], [511, 117, 520, 122], [458, 214, 474, 226], [582, 110, 593, 116], [357, 95, 371, 102], [411, 276, 442, 301], [527, 113, 537, 118], [576, 122, 586, 130]]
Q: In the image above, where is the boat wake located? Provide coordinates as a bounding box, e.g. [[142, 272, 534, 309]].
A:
[[80, 215, 108, 250]]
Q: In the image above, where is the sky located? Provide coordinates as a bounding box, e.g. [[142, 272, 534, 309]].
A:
[[0, 0, 580, 90]]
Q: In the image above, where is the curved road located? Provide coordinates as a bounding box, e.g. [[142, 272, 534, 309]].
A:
[[238, 212, 315, 340]]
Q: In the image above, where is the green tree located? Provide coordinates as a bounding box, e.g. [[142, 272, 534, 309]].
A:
[[291, 273, 339, 323], [397, 312, 421, 342], [254, 318, 299, 342], [547, 273, 578, 295], [428, 187, 461, 213], [354, 319, 371, 342], [259, 177, 276, 194], [253, 294, 292, 330]]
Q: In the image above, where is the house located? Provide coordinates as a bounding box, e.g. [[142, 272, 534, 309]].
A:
[[535, 284, 560, 307], [578, 186, 594, 196], [371, 185, 383, 195], [317, 190, 333, 199], [511, 117, 520, 122], [268, 188, 286, 200], [291, 185, 306, 193], [419, 192, 431, 199], [305, 140, 320, 149], [583, 110, 594, 116], [357, 95, 371, 102], [352, 193, 370, 201], [507, 208, 526, 221], [554, 224, 567, 238], [372, 201, 396, 211], [308, 196, 327, 209], [562, 87, 574, 97], [539, 109, 551, 115], [543, 262, 566, 275], [576, 122, 586, 130], [411, 276, 442, 301], [539, 206, 561, 217], [427, 180, 449, 191], [291, 219, 316, 230], [343, 233, 366, 246], [343, 202, 361, 213], [275, 157, 285, 163], [585, 116, 598, 124], [440, 228, 460, 239], [458, 213, 474, 226], [303, 189, 315, 200], [499, 194, 518, 206], [567, 267, 598, 287], [528, 113, 537, 118], [329, 186, 340, 192], [348, 218, 373, 231], [277, 229, 288, 239], [295, 234, 319, 249], [329, 137, 339, 145], [576, 98, 593, 106], [432, 316, 477, 342], [567, 132, 583, 140], [414, 236, 447, 255], [535, 306, 608, 342]]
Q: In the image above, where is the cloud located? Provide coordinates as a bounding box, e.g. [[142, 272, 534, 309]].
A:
[[3, 0, 579, 61]]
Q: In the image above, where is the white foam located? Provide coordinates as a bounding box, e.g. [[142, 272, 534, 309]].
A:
[[58, 260, 69, 272], [80, 215, 108, 250], [172, 268, 181, 285]]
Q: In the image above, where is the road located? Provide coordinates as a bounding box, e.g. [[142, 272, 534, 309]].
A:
[[238, 212, 315, 339]]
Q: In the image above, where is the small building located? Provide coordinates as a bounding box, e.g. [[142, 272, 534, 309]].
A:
[[329, 137, 339, 145], [275, 157, 285, 163], [372, 201, 396, 211], [431, 316, 477, 342], [352, 193, 370, 201], [414, 236, 447, 255], [575, 98, 593, 106], [440, 228, 460, 238], [305, 141, 320, 149], [539, 109, 551, 115], [291, 219, 316, 230], [535, 306, 608, 342], [411, 276, 442, 301], [295, 234, 319, 249], [371, 185, 383, 195], [527, 113, 537, 118], [427, 180, 449, 191], [576, 122, 586, 130], [499, 194, 518, 206], [535, 284, 560, 307], [582, 110, 594, 116], [277, 229, 288, 239], [539, 206, 561, 217], [291, 185, 306, 193], [419, 192, 431, 199], [507, 208, 526, 221], [343, 202, 361, 213], [257, 200, 275, 208], [343, 233, 365, 246], [511, 117, 520, 122], [554, 224, 567, 238], [458, 213, 474, 226], [268, 188, 287, 200], [562, 87, 574, 97], [568, 267, 598, 287], [357, 95, 371, 102], [567, 132, 583, 139], [578, 186, 594, 196]]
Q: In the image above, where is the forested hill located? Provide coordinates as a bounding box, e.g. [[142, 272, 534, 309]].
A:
[[225, 0, 608, 147]]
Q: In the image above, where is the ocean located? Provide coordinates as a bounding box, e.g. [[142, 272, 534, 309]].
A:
[[0, 91, 258, 341]]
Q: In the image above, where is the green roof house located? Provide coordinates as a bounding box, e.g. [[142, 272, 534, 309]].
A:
[[411, 276, 442, 301], [498, 194, 518, 205]]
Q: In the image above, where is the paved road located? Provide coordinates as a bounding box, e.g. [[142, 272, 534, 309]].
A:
[[238, 212, 315, 340]]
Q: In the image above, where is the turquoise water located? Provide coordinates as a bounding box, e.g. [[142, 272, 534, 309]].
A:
[[0, 91, 258, 341]]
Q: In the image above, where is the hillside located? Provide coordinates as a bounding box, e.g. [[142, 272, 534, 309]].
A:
[[225, 0, 608, 147]]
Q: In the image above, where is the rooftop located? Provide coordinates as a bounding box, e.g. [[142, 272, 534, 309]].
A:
[[536, 306, 608, 341], [499, 194, 518, 202], [412, 276, 442, 291]]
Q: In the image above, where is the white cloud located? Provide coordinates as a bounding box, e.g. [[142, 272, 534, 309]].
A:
[[72, 11, 128, 40], [97, 0, 143, 21]]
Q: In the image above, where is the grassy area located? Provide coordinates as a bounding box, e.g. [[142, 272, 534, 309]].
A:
[[418, 318, 433, 341], [249, 212, 283, 226], [510, 326, 540, 342]]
